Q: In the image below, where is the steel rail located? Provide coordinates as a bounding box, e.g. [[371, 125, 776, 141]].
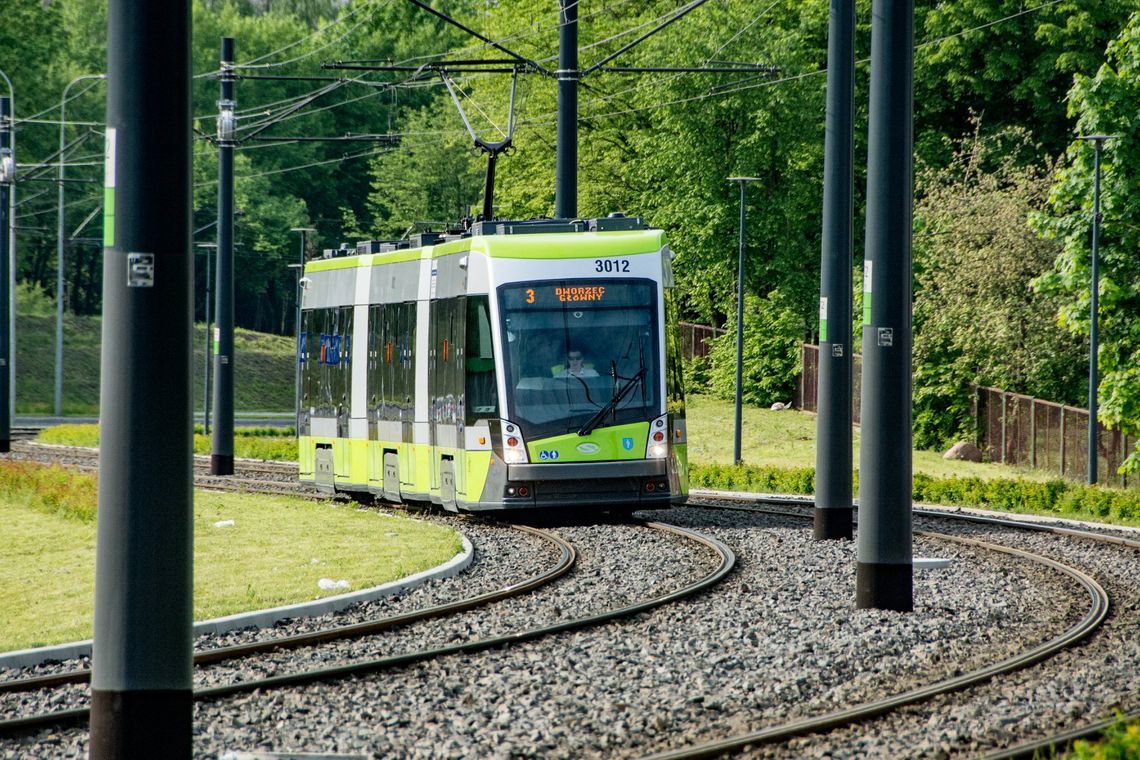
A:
[[642, 501, 1115, 759], [693, 490, 1140, 551], [980, 706, 1140, 759], [0, 520, 733, 737], [0, 524, 574, 695]]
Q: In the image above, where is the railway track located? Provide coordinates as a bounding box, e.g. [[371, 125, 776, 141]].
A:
[[2, 441, 1135, 756], [0, 518, 734, 752], [646, 497, 1138, 759], [0, 524, 575, 698]]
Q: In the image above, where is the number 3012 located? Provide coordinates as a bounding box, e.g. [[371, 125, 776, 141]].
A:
[[594, 259, 630, 273]]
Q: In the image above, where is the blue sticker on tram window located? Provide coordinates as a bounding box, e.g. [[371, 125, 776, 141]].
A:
[[539, 450, 560, 461], [622, 437, 634, 451]]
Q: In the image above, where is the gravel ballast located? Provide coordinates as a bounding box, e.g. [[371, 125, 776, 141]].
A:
[[1, 503, 1136, 759]]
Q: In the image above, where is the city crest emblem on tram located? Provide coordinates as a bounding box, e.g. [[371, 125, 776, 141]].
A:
[[622, 437, 634, 451]]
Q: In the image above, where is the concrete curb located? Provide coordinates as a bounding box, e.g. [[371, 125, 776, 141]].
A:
[[0, 534, 473, 672]]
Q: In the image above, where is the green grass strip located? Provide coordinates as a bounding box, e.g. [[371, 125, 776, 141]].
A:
[[0, 462, 461, 651]]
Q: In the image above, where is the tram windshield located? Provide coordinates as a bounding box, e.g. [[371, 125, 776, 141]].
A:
[[498, 279, 660, 440]]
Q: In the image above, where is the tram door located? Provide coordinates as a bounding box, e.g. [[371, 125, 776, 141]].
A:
[[428, 296, 465, 508]]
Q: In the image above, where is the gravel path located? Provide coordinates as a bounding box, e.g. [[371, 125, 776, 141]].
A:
[[4, 503, 1132, 759]]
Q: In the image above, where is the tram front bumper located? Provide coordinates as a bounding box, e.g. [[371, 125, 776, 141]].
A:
[[470, 458, 678, 510]]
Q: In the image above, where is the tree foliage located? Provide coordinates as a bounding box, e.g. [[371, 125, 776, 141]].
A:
[[1032, 12, 1140, 472], [3, 0, 1137, 451], [913, 0, 1133, 164], [912, 124, 1086, 449], [702, 291, 803, 408]]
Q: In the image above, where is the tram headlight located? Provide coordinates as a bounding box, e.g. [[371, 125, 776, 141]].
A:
[[646, 415, 669, 459], [500, 419, 529, 464]]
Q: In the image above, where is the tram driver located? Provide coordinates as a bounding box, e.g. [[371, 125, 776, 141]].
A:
[[554, 348, 598, 378]]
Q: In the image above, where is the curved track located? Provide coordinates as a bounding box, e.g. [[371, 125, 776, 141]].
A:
[[0, 524, 574, 696], [0, 520, 734, 740], [646, 497, 1134, 759]]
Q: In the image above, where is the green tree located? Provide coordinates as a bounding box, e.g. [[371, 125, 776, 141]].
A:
[[1031, 13, 1140, 472], [913, 0, 1132, 164], [366, 103, 483, 237], [912, 124, 1086, 449], [705, 291, 803, 407]]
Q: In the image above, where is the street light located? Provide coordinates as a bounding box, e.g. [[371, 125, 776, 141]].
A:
[[1076, 134, 1115, 486], [727, 176, 759, 465], [289, 227, 315, 424], [55, 73, 105, 419], [0, 70, 14, 424], [197, 243, 217, 434]]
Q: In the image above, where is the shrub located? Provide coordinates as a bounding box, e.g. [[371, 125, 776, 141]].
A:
[[1066, 714, 1140, 760], [704, 290, 802, 408]]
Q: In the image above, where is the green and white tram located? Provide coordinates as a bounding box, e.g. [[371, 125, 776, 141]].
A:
[[297, 215, 688, 511]]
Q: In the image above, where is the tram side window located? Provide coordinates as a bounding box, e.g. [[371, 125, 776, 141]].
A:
[[300, 309, 316, 413], [315, 306, 353, 416], [368, 304, 382, 420], [465, 295, 497, 424], [382, 301, 415, 419], [338, 306, 353, 414]]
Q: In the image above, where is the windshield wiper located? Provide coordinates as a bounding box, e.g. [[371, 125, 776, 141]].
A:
[[577, 366, 646, 436]]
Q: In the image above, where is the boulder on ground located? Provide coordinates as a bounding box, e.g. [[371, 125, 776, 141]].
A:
[[943, 441, 982, 462]]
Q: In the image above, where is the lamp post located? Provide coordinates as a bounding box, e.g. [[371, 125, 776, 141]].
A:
[[0, 70, 14, 426], [0, 95, 12, 452], [197, 243, 217, 434], [289, 227, 315, 421], [1076, 134, 1112, 486], [727, 176, 759, 465], [56, 73, 105, 418]]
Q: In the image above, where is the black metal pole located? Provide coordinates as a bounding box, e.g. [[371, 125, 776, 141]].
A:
[[733, 183, 745, 464], [814, 0, 855, 541], [555, 0, 578, 219], [857, 0, 914, 611], [0, 96, 12, 453], [1087, 137, 1103, 486], [211, 37, 235, 475], [289, 227, 313, 424], [726, 177, 758, 465], [90, 0, 193, 754], [198, 243, 215, 435]]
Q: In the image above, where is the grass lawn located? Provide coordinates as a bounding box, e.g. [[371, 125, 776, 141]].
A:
[[16, 314, 294, 415], [686, 394, 1053, 481], [0, 489, 461, 652]]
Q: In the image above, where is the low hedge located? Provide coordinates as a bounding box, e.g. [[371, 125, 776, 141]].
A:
[[689, 463, 1140, 524]]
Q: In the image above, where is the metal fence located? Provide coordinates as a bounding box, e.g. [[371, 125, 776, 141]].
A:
[[975, 387, 1134, 488], [796, 343, 1135, 487], [678, 322, 726, 360], [796, 343, 863, 423]]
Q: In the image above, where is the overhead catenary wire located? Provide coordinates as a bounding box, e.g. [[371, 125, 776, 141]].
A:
[[238, 0, 396, 69], [172, 0, 1079, 186], [195, 144, 397, 187], [14, 78, 104, 124]]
